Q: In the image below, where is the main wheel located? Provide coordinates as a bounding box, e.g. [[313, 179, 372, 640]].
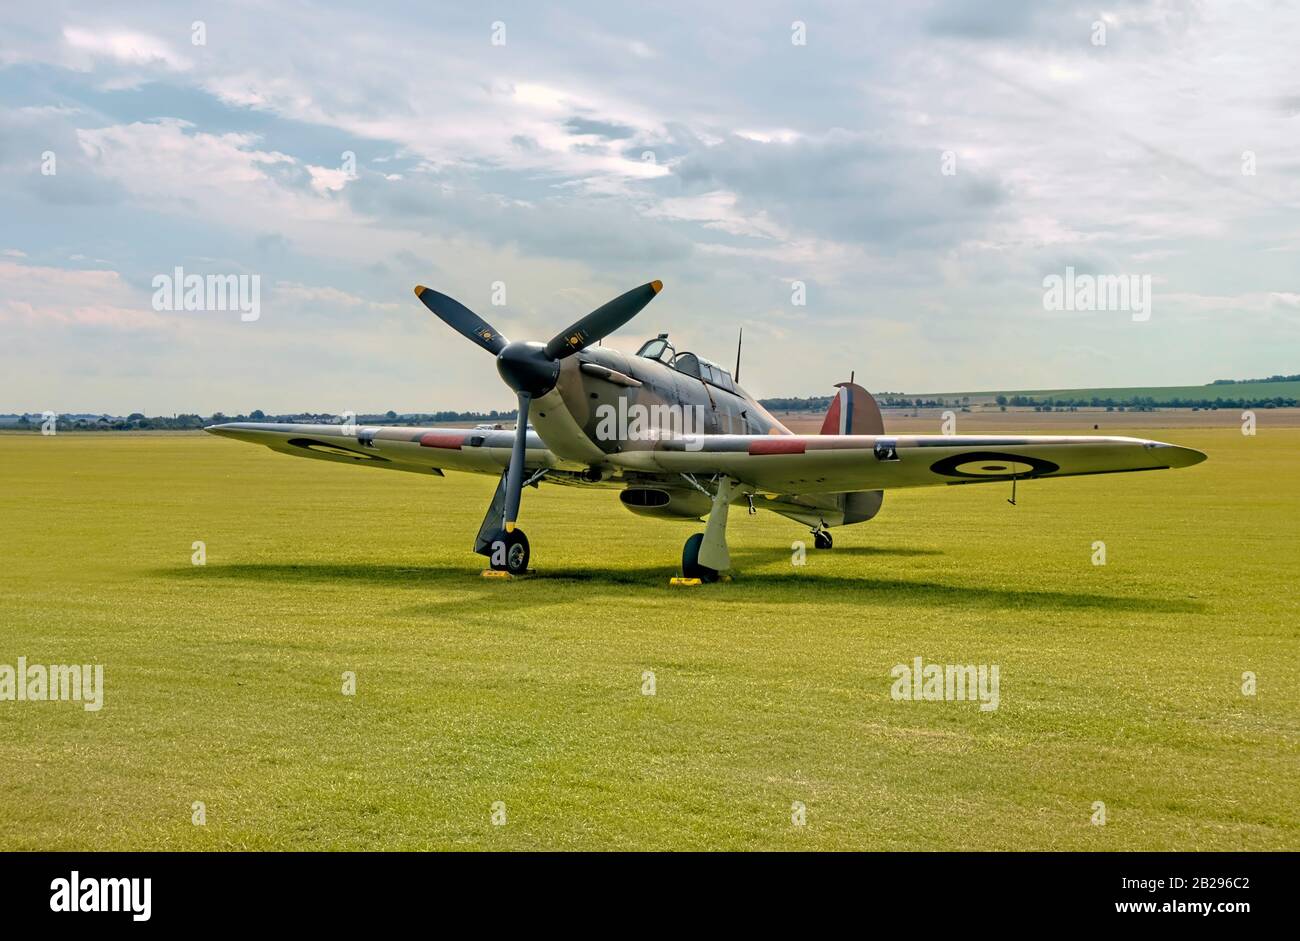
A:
[[491, 528, 530, 575], [814, 529, 833, 550], [681, 532, 718, 583]]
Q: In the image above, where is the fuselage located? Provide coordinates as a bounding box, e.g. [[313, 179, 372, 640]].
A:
[[527, 345, 790, 468]]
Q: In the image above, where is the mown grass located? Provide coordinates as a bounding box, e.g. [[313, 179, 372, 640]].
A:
[[0, 428, 1296, 850]]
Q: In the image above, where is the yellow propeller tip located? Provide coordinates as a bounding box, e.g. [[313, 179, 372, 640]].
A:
[[413, 285, 427, 296], [505, 522, 516, 533], [650, 279, 663, 294]]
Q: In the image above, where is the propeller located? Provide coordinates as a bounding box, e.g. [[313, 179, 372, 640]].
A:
[[543, 280, 662, 359], [413, 286, 508, 355], [414, 279, 663, 535]]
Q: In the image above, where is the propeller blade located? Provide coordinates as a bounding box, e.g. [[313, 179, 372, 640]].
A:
[[502, 392, 531, 531], [543, 280, 662, 360], [414, 285, 508, 355]]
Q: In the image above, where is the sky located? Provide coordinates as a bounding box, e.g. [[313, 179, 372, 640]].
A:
[[1, 0, 1297, 414]]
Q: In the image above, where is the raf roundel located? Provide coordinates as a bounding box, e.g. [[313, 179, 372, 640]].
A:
[[929, 451, 1060, 480]]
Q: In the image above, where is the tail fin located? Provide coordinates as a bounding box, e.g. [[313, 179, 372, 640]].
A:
[[819, 382, 884, 436], [823, 382, 886, 525]]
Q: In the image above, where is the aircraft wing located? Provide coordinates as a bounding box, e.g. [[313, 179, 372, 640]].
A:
[[205, 422, 562, 477], [208, 423, 1207, 497], [611, 433, 1207, 495]]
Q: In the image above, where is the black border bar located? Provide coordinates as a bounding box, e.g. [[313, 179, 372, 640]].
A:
[[0, 851, 1288, 925]]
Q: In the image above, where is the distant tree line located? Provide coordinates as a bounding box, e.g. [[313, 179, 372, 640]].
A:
[[760, 390, 1297, 412], [1210, 374, 1300, 385], [761, 393, 916, 411], [8, 379, 1297, 431], [1005, 395, 1297, 409], [4, 409, 520, 431]]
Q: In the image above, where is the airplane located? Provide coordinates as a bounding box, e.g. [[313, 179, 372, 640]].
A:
[[206, 280, 1207, 581]]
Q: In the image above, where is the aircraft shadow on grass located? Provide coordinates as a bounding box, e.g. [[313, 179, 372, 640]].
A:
[[159, 553, 1204, 614]]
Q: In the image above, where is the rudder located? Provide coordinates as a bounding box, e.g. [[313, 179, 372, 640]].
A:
[[819, 381, 884, 436], [820, 382, 885, 525]]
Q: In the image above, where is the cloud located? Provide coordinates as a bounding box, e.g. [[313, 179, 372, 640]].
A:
[[273, 281, 400, 312], [564, 116, 637, 139], [0, 259, 166, 329], [1, 0, 1298, 409], [643, 190, 786, 240], [77, 119, 295, 192], [671, 130, 1010, 249], [924, 0, 1195, 46], [62, 26, 189, 70], [69, 119, 362, 244], [54, 25, 192, 89], [307, 164, 352, 194]]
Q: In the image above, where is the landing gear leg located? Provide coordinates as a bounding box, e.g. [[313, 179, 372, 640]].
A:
[[681, 477, 738, 581], [475, 470, 531, 574]]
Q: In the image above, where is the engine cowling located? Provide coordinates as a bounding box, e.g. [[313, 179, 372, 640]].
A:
[[618, 487, 710, 519]]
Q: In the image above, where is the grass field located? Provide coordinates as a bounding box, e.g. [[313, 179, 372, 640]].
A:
[[1, 427, 1296, 850]]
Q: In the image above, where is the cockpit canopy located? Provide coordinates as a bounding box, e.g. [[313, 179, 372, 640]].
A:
[[635, 333, 739, 393], [635, 334, 675, 363]]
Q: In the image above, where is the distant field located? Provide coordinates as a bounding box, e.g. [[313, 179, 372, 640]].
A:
[[910, 379, 1300, 405], [0, 428, 1296, 850], [778, 406, 1300, 433]]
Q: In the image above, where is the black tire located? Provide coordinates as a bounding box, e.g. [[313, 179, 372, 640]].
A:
[[814, 529, 833, 550], [491, 529, 530, 574], [681, 532, 718, 583]]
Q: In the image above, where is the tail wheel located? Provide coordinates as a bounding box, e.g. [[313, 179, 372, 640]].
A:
[[814, 529, 833, 549], [492, 529, 530, 575], [681, 532, 718, 583]]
